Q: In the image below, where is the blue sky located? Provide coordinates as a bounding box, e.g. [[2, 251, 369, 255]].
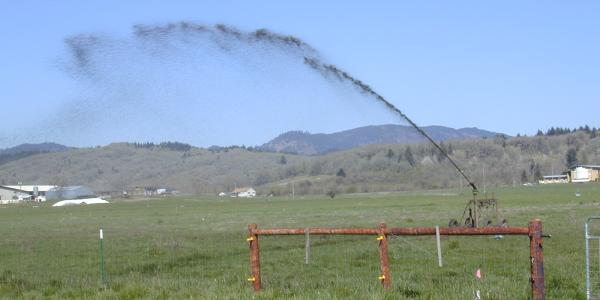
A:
[[1, 1, 599, 147]]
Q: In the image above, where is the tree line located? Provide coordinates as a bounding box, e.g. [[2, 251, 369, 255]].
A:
[[536, 125, 598, 138]]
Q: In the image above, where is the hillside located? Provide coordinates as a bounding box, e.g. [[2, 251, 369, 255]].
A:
[[0, 132, 598, 196], [0, 143, 72, 166], [259, 124, 501, 155]]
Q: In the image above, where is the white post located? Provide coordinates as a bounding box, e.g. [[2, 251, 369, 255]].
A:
[[99, 228, 107, 285], [305, 227, 310, 264], [436, 226, 443, 267]]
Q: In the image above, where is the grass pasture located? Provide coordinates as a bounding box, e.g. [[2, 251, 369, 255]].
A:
[[1, 184, 599, 299]]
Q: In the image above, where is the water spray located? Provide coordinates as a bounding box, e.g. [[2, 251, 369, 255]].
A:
[[59, 22, 480, 194], [303, 57, 479, 195]]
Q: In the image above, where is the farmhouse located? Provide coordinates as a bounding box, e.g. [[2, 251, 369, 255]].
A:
[[567, 164, 600, 183], [231, 187, 256, 198], [130, 187, 158, 196], [0, 185, 32, 204]]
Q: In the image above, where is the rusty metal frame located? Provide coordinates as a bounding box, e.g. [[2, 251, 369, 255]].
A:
[[247, 219, 545, 299]]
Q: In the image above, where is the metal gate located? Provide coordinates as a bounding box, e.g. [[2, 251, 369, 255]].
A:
[[585, 217, 600, 299]]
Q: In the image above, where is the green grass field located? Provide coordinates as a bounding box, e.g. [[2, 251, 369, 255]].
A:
[[1, 184, 599, 299]]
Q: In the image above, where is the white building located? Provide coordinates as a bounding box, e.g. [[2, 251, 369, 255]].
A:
[[231, 187, 256, 198], [539, 175, 568, 184], [0, 186, 32, 204], [6, 185, 57, 197], [568, 165, 600, 183]]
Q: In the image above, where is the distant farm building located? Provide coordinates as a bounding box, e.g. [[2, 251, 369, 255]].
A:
[[5, 185, 57, 197], [127, 187, 175, 197], [0, 184, 57, 203], [567, 165, 600, 183], [0, 185, 32, 204], [231, 187, 256, 198], [46, 186, 96, 201], [539, 175, 568, 184], [131, 187, 158, 197]]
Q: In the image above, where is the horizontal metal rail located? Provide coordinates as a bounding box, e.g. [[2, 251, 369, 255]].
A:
[[252, 226, 530, 236]]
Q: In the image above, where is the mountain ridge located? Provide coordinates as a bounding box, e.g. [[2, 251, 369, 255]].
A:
[[0, 142, 74, 166], [259, 124, 502, 155]]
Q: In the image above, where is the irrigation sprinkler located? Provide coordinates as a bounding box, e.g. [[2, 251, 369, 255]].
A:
[[449, 192, 504, 228]]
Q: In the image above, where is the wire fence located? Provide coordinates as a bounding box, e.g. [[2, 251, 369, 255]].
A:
[[585, 217, 600, 300]]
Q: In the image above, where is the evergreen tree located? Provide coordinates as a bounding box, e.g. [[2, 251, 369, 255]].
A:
[[533, 164, 542, 182], [404, 146, 416, 167], [447, 143, 454, 155], [566, 148, 578, 168], [521, 170, 528, 183], [279, 155, 287, 165], [386, 149, 395, 159], [336, 168, 346, 178]]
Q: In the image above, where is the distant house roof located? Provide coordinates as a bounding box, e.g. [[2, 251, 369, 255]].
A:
[[53, 186, 89, 191], [0, 185, 28, 193], [232, 187, 255, 193], [570, 164, 600, 170], [46, 186, 95, 201], [6, 185, 57, 192], [543, 175, 568, 179]]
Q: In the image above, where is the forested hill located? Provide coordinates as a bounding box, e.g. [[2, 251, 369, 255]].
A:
[[259, 124, 500, 155], [0, 143, 72, 166], [0, 130, 598, 196]]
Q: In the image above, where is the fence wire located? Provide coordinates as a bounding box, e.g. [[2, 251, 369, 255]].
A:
[[388, 235, 530, 299], [255, 232, 531, 299]]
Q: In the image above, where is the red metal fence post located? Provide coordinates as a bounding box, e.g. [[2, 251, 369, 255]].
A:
[[248, 224, 262, 292], [529, 219, 545, 300], [377, 222, 391, 290]]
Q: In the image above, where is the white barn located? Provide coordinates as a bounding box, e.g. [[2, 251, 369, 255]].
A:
[[231, 187, 256, 198], [6, 185, 57, 196], [0, 186, 32, 204]]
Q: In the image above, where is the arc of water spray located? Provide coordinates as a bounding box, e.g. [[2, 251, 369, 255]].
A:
[[61, 22, 479, 193], [304, 57, 478, 194]]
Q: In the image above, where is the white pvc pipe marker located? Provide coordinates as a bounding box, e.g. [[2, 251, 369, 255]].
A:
[[305, 228, 310, 264], [100, 229, 104, 239]]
